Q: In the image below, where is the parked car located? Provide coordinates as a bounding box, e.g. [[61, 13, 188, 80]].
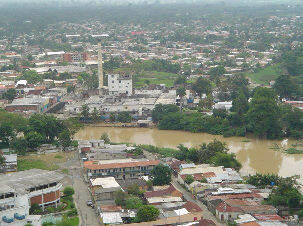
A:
[[87, 200, 93, 206]]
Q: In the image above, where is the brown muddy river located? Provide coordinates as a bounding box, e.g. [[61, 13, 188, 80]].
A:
[[75, 126, 303, 181]]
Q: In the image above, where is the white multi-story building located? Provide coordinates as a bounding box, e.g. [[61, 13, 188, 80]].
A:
[[108, 74, 132, 96], [0, 169, 63, 225]]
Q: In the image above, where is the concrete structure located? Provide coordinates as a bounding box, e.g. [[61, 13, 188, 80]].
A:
[[63, 52, 88, 63], [90, 177, 122, 201], [0, 154, 17, 173], [98, 42, 104, 90], [108, 74, 132, 96], [84, 158, 160, 180], [0, 169, 63, 225]]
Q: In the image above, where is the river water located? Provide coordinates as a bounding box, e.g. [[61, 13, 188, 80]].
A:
[[75, 126, 303, 180]]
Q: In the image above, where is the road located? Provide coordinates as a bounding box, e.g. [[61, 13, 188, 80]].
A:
[[62, 153, 100, 226], [171, 178, 225, 226]]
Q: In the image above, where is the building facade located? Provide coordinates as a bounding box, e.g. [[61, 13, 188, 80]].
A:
[[0, 169, 63, 225], [108, 74, 133, 96], [84, 159, 159, 180]]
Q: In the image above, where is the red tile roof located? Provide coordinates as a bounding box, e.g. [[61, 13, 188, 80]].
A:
[[253, 214, 284, 222], [84, 160, 160, 170], [240, 222, 260, 226], [216, 201, 242, 213], [209, 193, 262, 201], [144, 185, 181, 198], [183, 201, 202, 212]]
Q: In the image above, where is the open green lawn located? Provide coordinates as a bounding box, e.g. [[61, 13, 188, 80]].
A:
[[245, 64, 283, 85], [134, 71, 179, 88], [17, 152, 74, 171]]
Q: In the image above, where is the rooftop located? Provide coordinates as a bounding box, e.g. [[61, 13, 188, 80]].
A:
[[0, 169, 64, 194], [84, 159, 160, 170]]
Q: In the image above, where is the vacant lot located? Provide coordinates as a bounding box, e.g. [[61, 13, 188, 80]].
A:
[[18, 152, 75, 171], [245, 64, 283, 85], [134, 71, 179, 87]]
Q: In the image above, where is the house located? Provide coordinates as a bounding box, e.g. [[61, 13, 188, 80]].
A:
[[216, 199, 276, 222], [84, 158, 160, 180], [90, 177, 122, 201], [0, 154, 17, 173]]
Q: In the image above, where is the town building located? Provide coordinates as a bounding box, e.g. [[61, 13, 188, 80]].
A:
[[108, 74, 133, 96], [0, 169, 63, 225], [84, 158, 160, 180]]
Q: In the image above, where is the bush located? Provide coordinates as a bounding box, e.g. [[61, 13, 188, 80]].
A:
[[184, 175, 195, 184], [67, 208, 78, 217], [46, 206, 56, 213], [125, 197, 143, 209], [29, 204, 42, 214], [136, 205, 160, 222], [63, 186, 75, 196]]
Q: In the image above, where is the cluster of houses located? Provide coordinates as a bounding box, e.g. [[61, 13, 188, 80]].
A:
[[77, 139, 296, 225], [166, 160, 291, 225]]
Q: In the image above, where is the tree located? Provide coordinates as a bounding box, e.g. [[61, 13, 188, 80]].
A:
[[58, 130, 72, 150], [10, 137, 27, 155], [136, 205, 160, 222], [0, 154, 5, 165], [152, 104, 179, 123], [100, 132, 111, 144], [2, 88, 16, 101], [174, 75, 186, 85], [176, 86, 186, 110], [22, 70, 42, 84], [127, 184, 144, 196], [117, 112, 132, 123], [0, 123, 15, 146], [209, 65, 226, 77], [184, 175, 195, 184], [91, 108, 100, 122], [114, 190, 128, 206], [63, 186, 75, 196], [198, 94, 213, 110], [246, 87, 282, 139], [151, 164, 172, 186], [25, 131, 44, 149], [29, 204, 42, 214], [231, 91, 249, 116], [81, 105, 90, 119], [210, 152, 242, 171], [192, 77, 212, 96], [176, 86, 186, 99], [125, 197, 143, 209], [273, 74, 300, 100], [110, 113, 116, 122]]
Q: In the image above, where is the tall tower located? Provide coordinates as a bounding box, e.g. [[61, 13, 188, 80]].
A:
[[98, 42, 104, 89]]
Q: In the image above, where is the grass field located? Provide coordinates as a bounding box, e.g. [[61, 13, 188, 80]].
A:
[[17, 152, 75, 171], [134, 71, 179, 87], [245, 64, 283, 85]]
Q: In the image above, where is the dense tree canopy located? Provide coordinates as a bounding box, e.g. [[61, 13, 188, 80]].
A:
[[151, 164, 172, 186]]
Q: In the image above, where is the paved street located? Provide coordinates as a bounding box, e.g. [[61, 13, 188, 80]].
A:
[[62, 153, 100, 226], [171, 178, 224, 226]]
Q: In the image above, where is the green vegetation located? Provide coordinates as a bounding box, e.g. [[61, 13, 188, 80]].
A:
[[17, 152, 74, 171], [151, 164, 172, 186], [246, 174, 303, 210], [63, 187, 75, 196], [17, 159, 59, 171], [138, 144, 179, 157], [135, 205, 160, 223], [154, 87, 303, 139], [0, 111, 81, 153], [133, 71, 179, 88], [184, 175, 195, 184], [245, 64, 283, 85]]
